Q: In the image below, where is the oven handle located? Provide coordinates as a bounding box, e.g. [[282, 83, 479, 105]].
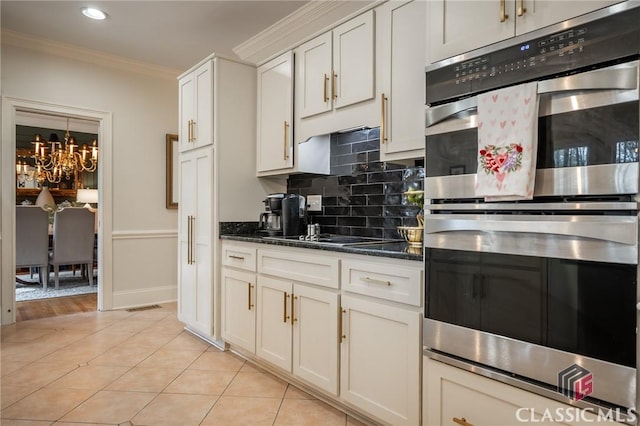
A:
[[425, 64, 638, 128], [424, 214, 637, 245]]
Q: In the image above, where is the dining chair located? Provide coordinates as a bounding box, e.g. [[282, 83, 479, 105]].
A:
[[49, 207, 95, 289], [15, 206, 50, 289]]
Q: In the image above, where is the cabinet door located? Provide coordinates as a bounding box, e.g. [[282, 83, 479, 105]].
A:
[[192, 147, 213, 335], [221, 268, 256, 353], [333, 10, 375, 109], [515, 0, 623, 36], [340, 295, 421, 425], [378, 0, 426, 160], [427, 0, 515, 63], [178, 151, 196, 324], [256, 276, 292, 370], [193, 61, 213, 148], [295, 32, 332, 119], [256, 51, 294, 173], [178, 61, 213, 152], [178, 147, 214, 336], [178, 74, 195, 152], [293, 284, 339, 395]]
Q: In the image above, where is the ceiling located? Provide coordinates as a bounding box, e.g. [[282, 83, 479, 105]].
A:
[[1, 0, 310, 72]]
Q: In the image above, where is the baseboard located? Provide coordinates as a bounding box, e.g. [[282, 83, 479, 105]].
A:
[[111, 285, 176, 310]]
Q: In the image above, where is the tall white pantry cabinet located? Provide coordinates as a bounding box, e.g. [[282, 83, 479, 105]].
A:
[[177, 54, 278, 344]]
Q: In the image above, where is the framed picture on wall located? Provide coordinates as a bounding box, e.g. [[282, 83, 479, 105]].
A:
[[166, 133, 178, 209]]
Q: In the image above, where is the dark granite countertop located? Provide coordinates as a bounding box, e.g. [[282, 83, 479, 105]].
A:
[[220, 234, 423, 262]]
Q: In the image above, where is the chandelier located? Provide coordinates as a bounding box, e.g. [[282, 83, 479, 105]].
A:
[[16, 119, 98, 186]]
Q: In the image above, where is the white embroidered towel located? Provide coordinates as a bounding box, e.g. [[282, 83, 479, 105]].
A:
[[475, 82, 539, 201]]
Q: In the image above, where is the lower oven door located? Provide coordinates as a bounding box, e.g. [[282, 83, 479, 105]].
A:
[[423, 212, 638, 410]]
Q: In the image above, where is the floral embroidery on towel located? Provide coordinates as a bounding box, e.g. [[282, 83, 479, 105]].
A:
[[479, 143, 524, 188]]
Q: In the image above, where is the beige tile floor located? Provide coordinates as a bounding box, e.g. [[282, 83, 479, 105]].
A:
[[1, 303, 370, 426]]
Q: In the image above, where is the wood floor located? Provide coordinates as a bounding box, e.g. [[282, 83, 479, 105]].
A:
[[15, 293, 97, 322]]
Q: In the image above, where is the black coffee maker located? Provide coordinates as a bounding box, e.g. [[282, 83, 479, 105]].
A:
[[258, 193, 285, 236], [282, 194, 306, 236]]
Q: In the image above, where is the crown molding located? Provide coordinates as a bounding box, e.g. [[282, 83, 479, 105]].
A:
[[233, 0, 380, 65], [2, 29, 181, 80]]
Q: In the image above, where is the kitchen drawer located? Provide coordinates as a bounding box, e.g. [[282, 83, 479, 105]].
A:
[[257, 248, 339, 289], [222, 243, 257, 272], [341, 258, 422, 306]]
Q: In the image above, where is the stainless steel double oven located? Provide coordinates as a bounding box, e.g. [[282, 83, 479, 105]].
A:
[[424, 2, 640, 416]]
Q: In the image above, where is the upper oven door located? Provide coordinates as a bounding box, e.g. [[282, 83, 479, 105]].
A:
[[425, 61, 640, 200]]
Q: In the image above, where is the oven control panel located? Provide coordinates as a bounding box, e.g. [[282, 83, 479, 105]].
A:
[[426, 4, 639, 105]]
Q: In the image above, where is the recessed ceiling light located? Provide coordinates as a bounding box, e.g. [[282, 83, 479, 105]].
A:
[[82, 7, 107, 20]]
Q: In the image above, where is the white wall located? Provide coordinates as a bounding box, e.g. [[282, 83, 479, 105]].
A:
[[1, 33, 180, 314]]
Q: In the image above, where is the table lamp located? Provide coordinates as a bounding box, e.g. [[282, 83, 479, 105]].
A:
[[76, 188, 98, 208]]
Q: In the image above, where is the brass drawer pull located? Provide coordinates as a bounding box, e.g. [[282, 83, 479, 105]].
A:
[[228, 255, 245, 260], [360, 276, 391, 286], [453, 417, 473, 426]]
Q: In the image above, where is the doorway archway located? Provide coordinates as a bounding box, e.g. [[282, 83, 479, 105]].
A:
[[1, 97, 114, 324]]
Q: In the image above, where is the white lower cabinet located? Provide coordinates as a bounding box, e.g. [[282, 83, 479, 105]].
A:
[[256, 275, 340, 395], [221, 268, 256, 353], [424, 358, 624, 426], [340, 294, 422, 425], [221, 243, 258, 353], [221, 241, 424, 424]]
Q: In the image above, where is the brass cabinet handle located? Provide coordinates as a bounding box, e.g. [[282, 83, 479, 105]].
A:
[[500, 0, 509, 22], [188, 120, 195, 142], [517, 0, 526, 16], [380, 93, 388, 144], [340, 308, 346, 341], [187, 120, 191, 142], [332, 72, 337, 100], [228, 255, 245, 260], [453, 417, 474, 426], [190, 216, 196, 264], [247, 283, 254, 310], [360, 276, 392, 286], [187, 215, 191, 264], [291, 294, 297, 323], [323, 73, 329, 103], [283, 292, 289, 323], [283, 121, 289, 160], [191, 120, 196, 142], [187, 216, 195, 264]]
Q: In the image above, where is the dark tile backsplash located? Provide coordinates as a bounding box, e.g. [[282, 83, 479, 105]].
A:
[[288, 128, 424, 239]]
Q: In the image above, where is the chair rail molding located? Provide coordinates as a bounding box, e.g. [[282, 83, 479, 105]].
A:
[[232, 0, 379, 65]]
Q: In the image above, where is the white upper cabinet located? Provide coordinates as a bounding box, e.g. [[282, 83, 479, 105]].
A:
[[296, 12, 374, 119], [377, 0, 426, 162], [296, 33, 333, 119], [178, 61, 213, 151], [256, 51, 294, 174], [294, 10, 377, 143], [332, 12, 375, 110], [427, 0, 624, 64]]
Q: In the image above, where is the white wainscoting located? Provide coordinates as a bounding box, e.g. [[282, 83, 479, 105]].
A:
[[111, 230, 177, 310]]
